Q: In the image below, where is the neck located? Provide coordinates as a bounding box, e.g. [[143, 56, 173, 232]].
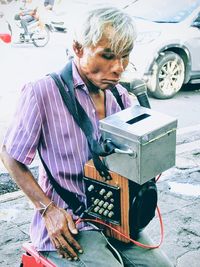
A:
[[85, 77, 100, 95]]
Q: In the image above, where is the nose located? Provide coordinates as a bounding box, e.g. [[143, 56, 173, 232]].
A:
[[111, 59, 125, 76]]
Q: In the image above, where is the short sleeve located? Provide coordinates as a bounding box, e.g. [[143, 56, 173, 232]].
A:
[[3, 82, 42, 165]]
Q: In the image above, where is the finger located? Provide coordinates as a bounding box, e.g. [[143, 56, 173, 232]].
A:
[[62, 230, 83, 254], [54, 238, 72, 260], [59, 235, 79, 260], [65, 213, 78, 235]]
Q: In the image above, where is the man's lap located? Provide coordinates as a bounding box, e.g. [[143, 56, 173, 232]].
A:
[[41, 230, 174, 267], [110, 231, 174, 267], [41, 231, 121, 267]]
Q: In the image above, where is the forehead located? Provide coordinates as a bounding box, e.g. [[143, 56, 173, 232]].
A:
[[92, 36, 131, 56], [94, 36, 112, 51], [97, 26, 117, 50], [91, 25, 133, 55]]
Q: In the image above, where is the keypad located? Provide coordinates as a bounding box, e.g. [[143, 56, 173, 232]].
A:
[[84, 176, 121, 225]]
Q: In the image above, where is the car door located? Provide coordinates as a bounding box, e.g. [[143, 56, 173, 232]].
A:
[[186, 10, 200, 73]]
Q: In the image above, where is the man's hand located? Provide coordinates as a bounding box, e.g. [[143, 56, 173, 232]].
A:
[[43, 205, 83, 261], [0, 148, 83, 260]]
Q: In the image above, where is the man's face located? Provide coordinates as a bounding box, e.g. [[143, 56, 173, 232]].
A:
[[75, 32, 132, 90]]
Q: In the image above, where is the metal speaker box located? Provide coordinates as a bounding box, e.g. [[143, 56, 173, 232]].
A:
[[99, 105, 177, 185]]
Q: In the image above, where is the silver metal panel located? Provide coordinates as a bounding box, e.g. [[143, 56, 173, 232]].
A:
[[100, 105, 177, 184], [100, 105, 177, 144]]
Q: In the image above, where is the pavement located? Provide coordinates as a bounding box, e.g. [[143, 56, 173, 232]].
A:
[[0, 125, 200, 267]]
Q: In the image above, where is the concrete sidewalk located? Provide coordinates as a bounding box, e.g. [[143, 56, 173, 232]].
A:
[[0, 125, 200, 267]]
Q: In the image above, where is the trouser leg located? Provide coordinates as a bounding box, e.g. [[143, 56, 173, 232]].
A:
[[20, 19, 29, 35], [40, 230, 174, 267], [110, 230, 174, 267], [40, 230, 122, 267]]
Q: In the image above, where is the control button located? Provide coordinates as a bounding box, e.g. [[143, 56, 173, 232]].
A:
[[99, 188, 106, 195], [103, 210, 109, 216], [103, 202, 109, 209], [99, 208, 104, 214], [98, 200, 104, 207], [106, 191, 113, 198], [108, 204, 114, 210], [93, 198, 100, 205], [94, 206, 100, 213], [108, 211, 114, 218], [110, 198, 114, 203], [88, 185, 94, 192]]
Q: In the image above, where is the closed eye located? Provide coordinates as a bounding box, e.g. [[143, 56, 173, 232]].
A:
[[101, 53, 129, 60], [102, 54, 115, 60]]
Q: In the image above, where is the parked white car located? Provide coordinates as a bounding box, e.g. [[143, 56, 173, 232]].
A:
[[124, 0, 200, 99]]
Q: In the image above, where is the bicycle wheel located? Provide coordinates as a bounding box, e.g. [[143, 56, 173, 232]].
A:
[[31, 26, 50, 47]]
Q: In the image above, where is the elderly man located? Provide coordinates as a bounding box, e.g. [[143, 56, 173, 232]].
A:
[[1, 6, 173, 267]]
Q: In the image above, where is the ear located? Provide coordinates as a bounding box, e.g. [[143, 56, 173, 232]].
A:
[[73, 41, 83, 58]]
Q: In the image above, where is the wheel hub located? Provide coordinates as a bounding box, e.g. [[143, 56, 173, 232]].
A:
[[159, 60, 183, 94]]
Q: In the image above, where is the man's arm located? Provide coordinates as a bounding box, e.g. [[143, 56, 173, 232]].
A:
[[0, 145, 83, 261]]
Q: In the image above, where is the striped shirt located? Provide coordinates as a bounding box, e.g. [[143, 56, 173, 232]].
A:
[[4, 60, 132, 251]]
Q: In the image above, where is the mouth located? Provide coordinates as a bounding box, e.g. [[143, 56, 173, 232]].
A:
[[101, 79, 120, 85]]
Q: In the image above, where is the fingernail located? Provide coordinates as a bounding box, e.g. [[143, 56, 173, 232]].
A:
[[71, 229, 78, 234]]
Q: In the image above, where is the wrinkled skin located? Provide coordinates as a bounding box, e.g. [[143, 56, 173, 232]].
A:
[[42, 204, 83, 260], [73, 29, 131, 119], [74, 32, 130, 91]]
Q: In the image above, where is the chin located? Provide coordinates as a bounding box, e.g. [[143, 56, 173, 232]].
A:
[[99, 84, 112, 90]]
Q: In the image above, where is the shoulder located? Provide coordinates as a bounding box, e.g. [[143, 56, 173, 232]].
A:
[[29, 75, 56, 98], [115, 84, 133, 108], [115, 83, 129, 96], [20, 75, 59, 108]]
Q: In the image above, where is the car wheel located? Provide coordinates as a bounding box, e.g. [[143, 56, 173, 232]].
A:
[[148, 51, 185, 99]]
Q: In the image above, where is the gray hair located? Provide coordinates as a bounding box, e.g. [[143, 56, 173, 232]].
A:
[[72, 6, 137, 56]]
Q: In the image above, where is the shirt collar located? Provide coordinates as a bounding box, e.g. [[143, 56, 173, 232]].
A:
[[71, 60, 87, 91]]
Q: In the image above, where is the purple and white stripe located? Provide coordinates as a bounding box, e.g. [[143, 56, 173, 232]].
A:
[[4, 61, 132, 251]]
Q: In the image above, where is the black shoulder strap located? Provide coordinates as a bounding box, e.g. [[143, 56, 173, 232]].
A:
[[110, 87, 125, 110], [50, 61, 113, 180], [38, 150, 85, 216]]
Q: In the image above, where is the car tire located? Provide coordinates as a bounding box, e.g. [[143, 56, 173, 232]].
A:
[[147, 51, 185, 99]]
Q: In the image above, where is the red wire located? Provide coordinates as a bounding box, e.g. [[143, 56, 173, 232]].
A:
[[76, 205, 164, 249], [156, 173, 162, 182], [76, 173, 164, 248]]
